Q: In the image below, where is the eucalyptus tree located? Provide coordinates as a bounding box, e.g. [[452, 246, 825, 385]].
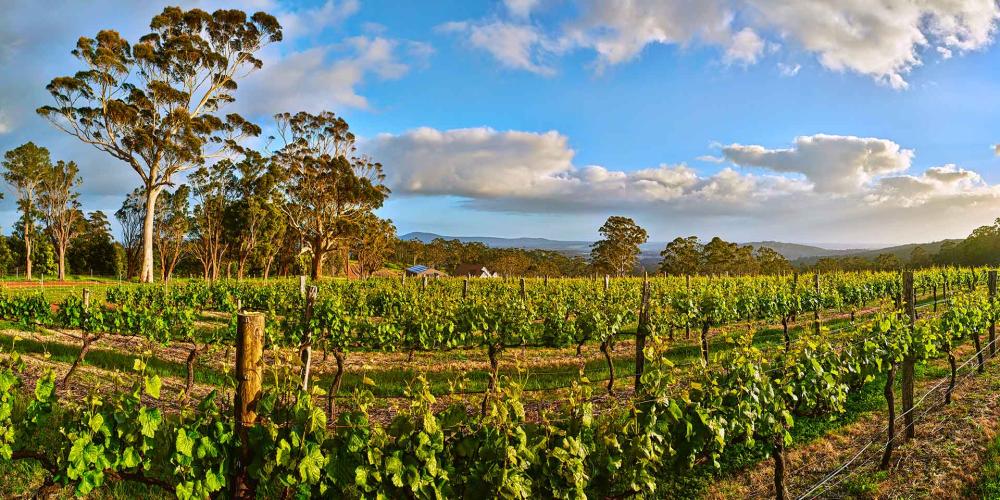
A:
[[68, 211, 118, 277], [115, 189, 144, 279], [274, 111, 390, 279], [225, 150, 282, 279], [190, 160, 235, 280], [37, 7, 282, 282], [39, 160, 83, 280], [659, 236, 702, 276], [353, 214, 396, 277], [154, 185, 190, 282], [1, 142, 47, 279], [590, 216, 648, 277]]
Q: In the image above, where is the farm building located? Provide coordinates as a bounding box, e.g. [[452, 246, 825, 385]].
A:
[[453, 263, 498, 278], [405, 265, 447, 277]]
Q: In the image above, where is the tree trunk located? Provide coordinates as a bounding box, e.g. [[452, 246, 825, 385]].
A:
[[600, 340, 615, 393], [945, 347, 956, 404], [481, 343, 501, 417], [326, 350, 345, 419], [311, 248, 325, 280], [975, 330, 985, 373], [24, 232, 32, 281], [140, 187, 161, 283], [773, 433, 789, 500], [185, 343, 199, 400], [54, 242, 65, 280], [342, 246, 350, 281], [263, 256, 274, 280], [63, 334, 97, 386]]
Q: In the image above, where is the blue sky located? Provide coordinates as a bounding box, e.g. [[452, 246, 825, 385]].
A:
[[3, 0, 1000, 246]]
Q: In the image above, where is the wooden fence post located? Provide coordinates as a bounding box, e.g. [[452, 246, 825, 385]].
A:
[[301, 286, 318, 391], [990, 270, 997, 358], [234, 312, 264, 499], [604, 275, 610, 292], [901, 271, 916, 441], [82, 288, 90, 309], [520, 277, 526, 300], [422, 275, 428, 291], [299, 275, 306, 297], [462, 278, 469, 299]]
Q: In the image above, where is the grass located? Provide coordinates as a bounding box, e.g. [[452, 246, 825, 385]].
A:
[[977, 433, 1000, 499]]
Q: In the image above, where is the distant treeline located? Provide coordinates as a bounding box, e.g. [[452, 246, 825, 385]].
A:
[[806, 218, 1000, 272]]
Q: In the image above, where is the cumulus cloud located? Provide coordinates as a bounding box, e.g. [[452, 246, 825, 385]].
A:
[[722, 134, 913, 194], [368, 126, 810, 214], [723, 28, 766, 64], [778, 62, 801, 77], [504, 0, 541, 18], [368, 126, 1000, 243], [239, 36, 430, 113], [439, 21, 556, 75], [443, 0, 1000, 87]]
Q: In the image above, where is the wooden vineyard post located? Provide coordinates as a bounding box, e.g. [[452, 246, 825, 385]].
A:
[[604, 275, 610, 292], [234, 312, 264, 499], [635, 280, 651, 394], [300, 286, 318, 391], [299, 275, 306, 297], [544, 275, 548, 287], [422, 276, 428, 291], [520, 277, 526, 300], [462, 278, 469, 299], [901, 271, 916, 441], [990, 270, 997, 357], [82, 288, 90, 309], [813, 272, 820, 336]]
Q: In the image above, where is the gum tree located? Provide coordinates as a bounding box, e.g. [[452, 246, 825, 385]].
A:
[[274, 111, 390, 280], [1, 143, 46, 279], [39, 160, 83, 280], [37, 7, 281, 282]]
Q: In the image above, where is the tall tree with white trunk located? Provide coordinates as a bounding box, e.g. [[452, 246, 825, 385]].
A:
[[37, 7, 281, 282]]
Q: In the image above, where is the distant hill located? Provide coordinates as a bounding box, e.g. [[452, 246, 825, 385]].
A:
[[741, 241, 863, 260], [399, 232, 593, 254], [792, 239, 961, 266], [402, 232, 857, 261], [401, 232, 956, 269]]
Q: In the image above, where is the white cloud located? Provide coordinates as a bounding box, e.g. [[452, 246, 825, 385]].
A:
[[724, 28, 765, 64], [778, 62, 801, 76], [279, 0, 360, 40], [504, 0, 541, 18], [745, 0, 1000, 89], [443, 0, 1000, 87], [368, 126, 809, 213], [370, 126, 1000, 243], [563, 0, 734, 70], [722, 134, 913, 194], [439, 21, 556, 75]]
